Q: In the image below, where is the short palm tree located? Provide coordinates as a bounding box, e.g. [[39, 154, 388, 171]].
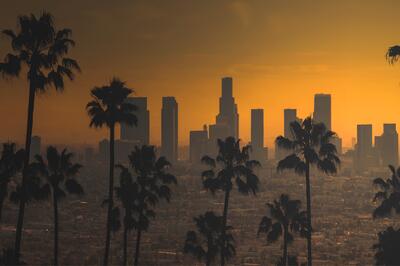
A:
[[373, 226, 400, 266], [184, 211, 235, 266], [0, 12, 80, 257], [276, 117, 340, 266], [201, 136, 260, 266], [258, 194, 307, 266], [31, 146, 83, 266], [86, 77, 137, 266], [117, 145, 177, 266], [372, 165, 400, 218], [0, 143, 24, 221], [387, 45, 400, 64]]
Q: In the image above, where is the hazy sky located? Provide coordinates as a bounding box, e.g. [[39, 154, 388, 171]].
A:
[[1, 0, 400, 148]]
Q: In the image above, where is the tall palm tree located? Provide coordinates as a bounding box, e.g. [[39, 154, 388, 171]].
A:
[[31, 146, 83, 266], [117, 145, 177, 266], [258, 194, 307, 266], [387, 45, 400, 64], [0, 12, 80, 257], [0, 143, 24, 221], [276, 117, 340, 266], [86, 77, 137, 266], [372, 165, 400, 218], [373, 226, 400, 266], [201, 136, 260, 266], [184, 211, 235, 266]]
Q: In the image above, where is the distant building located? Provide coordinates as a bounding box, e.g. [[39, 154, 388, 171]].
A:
[[331, 137, 343, 155], [161, 97, 178, 163], [251, 109, 265, 163], [120, 97, 149, 146], [30, 135, 41, 161], [276, 109, 299, 160], [355, 124, 373, 172], [314, 94, 331, 130], [190, 125, 208, 164], [98, 139, 109, 163], [84, 146, 94, 164], [375, 124, 399, 167]]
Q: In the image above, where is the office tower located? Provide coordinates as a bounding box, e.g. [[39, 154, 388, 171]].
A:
[[161, 97, 178, 163], [190, 125, 208, 164], [284, 109, 297, 139], [314, 94, 331, 130], [120, 97, 149, 146], [376, 124, 399, 167], [30, 135, 41, 161], [355, 124, 373, 172], [215, 77, 239, 139], [251, 109, 265, 162]]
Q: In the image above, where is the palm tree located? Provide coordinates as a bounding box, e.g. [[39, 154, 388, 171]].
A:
[[372, 165, 400, 218], [117, 145, 177, 266], [0, 12, 80, 257], [201, 136, 260, 266], [386, 45, 400, 64], [373, 226, 400, 265], [276, 117, 340, 266], [258, 194, 307, 266], [0, 143, 24, 221], [86, 77, 137, 266], [31, 146, 83, 266], [184, 211, 235, 266]]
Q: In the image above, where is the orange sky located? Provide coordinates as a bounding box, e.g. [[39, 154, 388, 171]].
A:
[[1, 0, 400, 148]]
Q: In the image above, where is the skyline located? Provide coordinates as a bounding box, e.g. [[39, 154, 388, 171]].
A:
[[2, 0, 400, 148]]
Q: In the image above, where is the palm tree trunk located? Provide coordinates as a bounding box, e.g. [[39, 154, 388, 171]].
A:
[[206, 234, 212, 266], [104, 123, 115, 266], [123, 209, 128, 266], [15, 83, 36, 260], [282, 225, 288, 266], [134, 208, 144, 266], [53, 190, 59, 266], [305, 161, 312, 266], [221, 189, 231, 266]]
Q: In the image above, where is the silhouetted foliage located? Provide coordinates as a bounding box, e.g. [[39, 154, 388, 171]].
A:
[[0, 248, 25, 266], [184, 211, 235, 266], [0, 11, 80, 258], [116, 145, 177, 266], [258, 194, 307, 266], [276, 255, 303, 266], [276, 117, 340, 266], [201, 136, 259, 265], [372, 165, 400, 218], [30, 146, 83, 266], [386, 45, 400, 64], [373, 226, 400, 266], [86, 77, 137, 266]]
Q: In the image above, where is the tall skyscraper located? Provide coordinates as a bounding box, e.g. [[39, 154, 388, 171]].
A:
[[314, 94, 331, 130], [120, 97, 149, 145], [161, 97, 178, 163], [30, 135, 41, 161], [215, 77, 239, 139], [189, 125, 208, 164], [251, 109, 265, 162], [284, 109, 297, 139], [376, 124, 399, 167], [355, 124, 373, 172]]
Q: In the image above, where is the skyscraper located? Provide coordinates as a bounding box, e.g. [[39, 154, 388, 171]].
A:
[[314, 94, 331, 130], [161, 97, 178, 163], [251, 109, 265, 162], [376, 124, 399, 167], [355, 124, 373, 172], [189, 125, 208, 164], [120, 97, 149, 145], [284, 109, 297, 139]]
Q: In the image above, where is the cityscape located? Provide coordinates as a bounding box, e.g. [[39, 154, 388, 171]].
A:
[[1, 1, 400, 266]]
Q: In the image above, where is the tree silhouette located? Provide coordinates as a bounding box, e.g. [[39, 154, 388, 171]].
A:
[[258, 194, 307, 266], [201, 136, 259, 266], [372, 165, 400, 218], [30, 146, 83, 266], [373, 226, 400, 265], [276, 117, 340, 266], [0, 12, 80, 258], [386, 45, 400, 64], [116, 145, 177, 266], [86, 77, 137, 266], [184, 211, 235, 266], [0, 143, 24, 221]]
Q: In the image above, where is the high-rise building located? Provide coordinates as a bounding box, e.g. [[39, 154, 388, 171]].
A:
[[120, 97, 149, 146], [284, 109, 298, 139], [251, 109, 265, 162], [314, 94, 331, 130], [30, 135, 41, 161], [190, 125, 208, 164], [376, 124, 399, 167], [355, 124, 373, 172], [161, 97, 178, 163]]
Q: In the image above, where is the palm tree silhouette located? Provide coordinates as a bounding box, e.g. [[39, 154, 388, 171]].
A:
[[258, 194, 307, 266], [30, 146, 83, 266], [0, 143, 24, 221], [275, 117, 340, 266], [201, 136, 260, 266], [372, 165, 400, 218], [373, 226, 400, 265], [0, 12, 80, 257], [117, 145, 177, 266], [184, 211, 235, 266], [386, 45, 400, 64], [86, 77, 137, 266]]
